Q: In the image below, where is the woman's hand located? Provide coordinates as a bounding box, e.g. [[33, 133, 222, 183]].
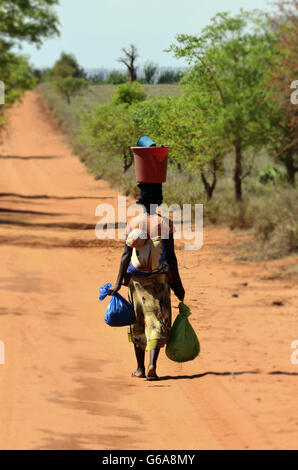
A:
[[109, 283, 121, 296], [109, 244, 132, 296]]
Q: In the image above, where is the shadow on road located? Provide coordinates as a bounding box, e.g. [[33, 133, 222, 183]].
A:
[[0, 208, 62, 216], [0, 155, 60, 160], [159, 369, 298, 380], [0, 192, 113, 200]]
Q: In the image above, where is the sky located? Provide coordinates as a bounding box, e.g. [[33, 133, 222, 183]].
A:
[[21, 0, 273, 71]]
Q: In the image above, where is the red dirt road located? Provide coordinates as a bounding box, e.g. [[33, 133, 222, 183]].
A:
[[0, 91, 297, 450]]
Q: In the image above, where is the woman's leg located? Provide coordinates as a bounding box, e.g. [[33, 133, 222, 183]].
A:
[[149, 348, 160, 368], [147, 348, 160, 379], [132, 344, 145, 377]]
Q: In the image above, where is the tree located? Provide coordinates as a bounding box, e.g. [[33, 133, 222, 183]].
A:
[[53, 77, 88, 104], [80, 103, 140, 172], [2, 53, 37, 104], [50, 52, 86, 79], [0, 0, 59, 106], [0, 0, 59, 47], [111, 82, 147, 106], [265, 0, 298, 185], [133, 94, 225, 200], [167, 10, 279, 201], [178, 92, 225, 200], [0, 37, 37, 105], [143, 61, 158, 84], [118, 44, 138, 82]]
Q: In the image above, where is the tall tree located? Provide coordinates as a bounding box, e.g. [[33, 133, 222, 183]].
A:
[[118, 44, 138, 82], [132, 94, 225, 200], [50, 52, 86, 79], [167, 10, 278, 202], [0, 0, 59, 105], [0, 0, 59, 46], [266, 0, 298, 185]]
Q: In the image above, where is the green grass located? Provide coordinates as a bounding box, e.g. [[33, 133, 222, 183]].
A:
[[40, 83, 297, 261]]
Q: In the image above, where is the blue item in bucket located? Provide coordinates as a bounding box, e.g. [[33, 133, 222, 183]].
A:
[[99, 283, 135, 327], [137, 135, 156, 147]]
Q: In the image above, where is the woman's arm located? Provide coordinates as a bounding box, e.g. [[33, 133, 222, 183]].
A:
[[109, 244, 133, 295], [164, 234, 185, 301]]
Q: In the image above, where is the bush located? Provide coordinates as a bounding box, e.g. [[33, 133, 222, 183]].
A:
[[80, 102, 141, 172], [111, 81, 147, 106], [259, 165, 281, 184]]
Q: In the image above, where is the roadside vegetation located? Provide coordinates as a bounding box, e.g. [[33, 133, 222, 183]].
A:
[[1, 1, 296, 261], [0, 0, 59, 129]]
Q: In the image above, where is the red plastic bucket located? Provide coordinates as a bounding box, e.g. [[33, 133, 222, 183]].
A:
[[131, 146, 169, 183]]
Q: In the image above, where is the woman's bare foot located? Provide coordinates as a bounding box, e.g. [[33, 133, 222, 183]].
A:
[[131, 367, 145, 378], [146, 365, 159, 381]]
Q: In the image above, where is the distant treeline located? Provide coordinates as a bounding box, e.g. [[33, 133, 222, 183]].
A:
[[37, 62, 183, 85], [86, 66, 183, 85]]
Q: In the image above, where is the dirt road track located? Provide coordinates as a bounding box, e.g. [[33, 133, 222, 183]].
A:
[[0, 91, 297, 450]]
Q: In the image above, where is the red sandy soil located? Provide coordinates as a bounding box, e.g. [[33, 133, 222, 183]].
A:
[[0, 91, 297, 450]]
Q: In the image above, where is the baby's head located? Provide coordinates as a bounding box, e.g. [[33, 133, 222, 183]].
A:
[[126, 228, 148, 249]]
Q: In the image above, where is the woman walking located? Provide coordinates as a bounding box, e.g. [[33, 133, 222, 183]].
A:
[[109, 182, 184, 380]]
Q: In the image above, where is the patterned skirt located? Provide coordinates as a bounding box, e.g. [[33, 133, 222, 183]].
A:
[[128, 273, 172, 352]]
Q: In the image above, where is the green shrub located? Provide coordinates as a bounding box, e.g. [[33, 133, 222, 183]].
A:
[[259, 165, 281, 184], [111, 81, 147, 106]]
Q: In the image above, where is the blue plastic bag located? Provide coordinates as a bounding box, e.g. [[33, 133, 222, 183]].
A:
[[99, 283, 135, 327]]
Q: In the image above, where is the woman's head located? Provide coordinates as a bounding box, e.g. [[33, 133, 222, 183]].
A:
[[137, 183, 163, 213]]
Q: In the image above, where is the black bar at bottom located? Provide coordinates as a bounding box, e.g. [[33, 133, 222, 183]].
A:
[[0, 450, 297, 467]]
